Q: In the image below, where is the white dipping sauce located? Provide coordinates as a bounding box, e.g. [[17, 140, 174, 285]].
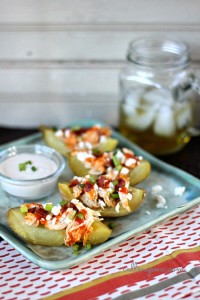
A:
[[0, 153, 57, 180]]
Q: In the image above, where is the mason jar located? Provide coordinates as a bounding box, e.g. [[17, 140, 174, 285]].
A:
[[119, 38, 200, 155]]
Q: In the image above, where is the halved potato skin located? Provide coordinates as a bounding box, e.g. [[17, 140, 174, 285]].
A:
[[7, 208, 111, 246], [40, 126, 118, 155], [58, 183, 146, 217], [40, 127, 69, 156], [67, 154, 151, 185]]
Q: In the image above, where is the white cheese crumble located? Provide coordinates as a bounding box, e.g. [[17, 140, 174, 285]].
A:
[[120, 167, 129, 175], [151, 185, 163, 195], [55, 130, 63, 137], [154, 195, 167, 208], [125, 158, 136, 167], [174, 186, 185, 196], [52, 204, 61, 216]]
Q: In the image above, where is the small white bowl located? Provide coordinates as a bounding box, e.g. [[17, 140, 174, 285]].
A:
[[0, 144, 65, 200]]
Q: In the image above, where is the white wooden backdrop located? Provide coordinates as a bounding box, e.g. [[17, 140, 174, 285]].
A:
[[0, 0, 200, 127]]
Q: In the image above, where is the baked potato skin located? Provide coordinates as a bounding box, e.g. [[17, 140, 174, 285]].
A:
[[67, 154, 151, 185], [58, 183, 146, 217], [40, 126, 118, 155], [7, 208, 112, 246]]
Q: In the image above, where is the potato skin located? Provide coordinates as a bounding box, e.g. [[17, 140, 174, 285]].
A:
[[40, 127, 118, 155], [67, 154, 151, 185], [58, 183, 146, 217], [7, 208, 111, 246]]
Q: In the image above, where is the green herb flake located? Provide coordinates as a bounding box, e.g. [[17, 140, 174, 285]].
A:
[[92, 148, 101, 155], [108, 221, 115, 229], [71, 125, 81, 131], [84, 241, 92, 250], [79, 183, 85, 188], [113, 180, 119, 186], [45, 203, 53, 212], [31, 166, 37, 172], [77, 212, 84, 220], [60, 200, 67, 206], [25, 160, 32, 165], [20, 205, 28, 214], [110, 193, 119, 199], [19, 163, 26, 172], [116, 165, 122, 171], [72, 243, 80, 255], [68, 210, 76, 220], [88, 176, 96, 184], [112, 155, 120, 168]]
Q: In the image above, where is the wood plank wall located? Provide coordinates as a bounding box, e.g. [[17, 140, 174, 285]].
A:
[[0, 0, 200, 127]]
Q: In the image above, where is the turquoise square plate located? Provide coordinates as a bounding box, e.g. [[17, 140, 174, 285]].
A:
[[0, 120, 200, 270]]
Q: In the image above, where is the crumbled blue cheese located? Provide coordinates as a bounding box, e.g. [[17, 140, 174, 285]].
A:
[[151, 185, 163, 195], [125, 158, 137, 167], [52, 204, 61, 216], [174, 186, 185, 196], [154, 194, 167, 208]]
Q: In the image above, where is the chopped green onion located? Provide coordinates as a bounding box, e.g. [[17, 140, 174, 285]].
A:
[[112, 155, 120, 168], [31, 166, 37, 172], [25, 160, 32, 165], [116, 165, 122, 171], [60, 200, 67, 206], [68, 210, 76, 220], [71, 125, 81, 131], [92, 148, 101, 155], [45, 203, 53, 212], [84, 241, 92, 250], [108, 221, 115, 229], [110, 193, 119, 199], [113, 180, 119, 186], [88, 176, 96, 184], [20, 205, 28, 213], [52, 126, 58, 132], [79, 183, 85, 188], [77, 212, 84, 220], [19, 163, 26, 172], [72, 243, 80, 254]]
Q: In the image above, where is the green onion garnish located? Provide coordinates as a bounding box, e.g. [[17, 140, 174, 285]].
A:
[[77, 212, 84, 220], [20, 206, 28, 213], [72, 243, 80, 254], [108, 221, 115, 229], [19, 163, 26, 172], [68, 210, 76, 220], [71, 125, 81, 131], [110, 193, 119, 199], [88, 176, 96, 184], [92, 148, 101, 155], [112, 155, 120, 168], [113, 180, 119, 186], [84, 241, 92, 250], [116, 165, 122, 171], [79, 183, 85, 188], [60, 200, 67, 206], [25, 160, 32, 165], [31, 166, 37, 172], [45, 203, 53, 212]]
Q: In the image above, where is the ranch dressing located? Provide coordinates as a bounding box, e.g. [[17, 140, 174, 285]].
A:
[[0, 153, 57, 180]]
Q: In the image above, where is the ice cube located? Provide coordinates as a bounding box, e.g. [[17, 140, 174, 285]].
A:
[[153, 106, 176, 137], [123, 88, 144, 116], [127, 108, 156, 131], [143, 89, 174, 106], [175, 102, 192, 129]]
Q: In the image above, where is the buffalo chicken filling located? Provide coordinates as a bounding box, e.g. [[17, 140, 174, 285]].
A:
[[54, 124, 112, 151], [70, 147, 143, 176], [69, 174, 132, 212], [20, 199, 101, 246]]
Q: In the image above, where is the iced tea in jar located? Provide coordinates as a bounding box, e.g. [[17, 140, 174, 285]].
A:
[[119, 38, 200, 155]]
